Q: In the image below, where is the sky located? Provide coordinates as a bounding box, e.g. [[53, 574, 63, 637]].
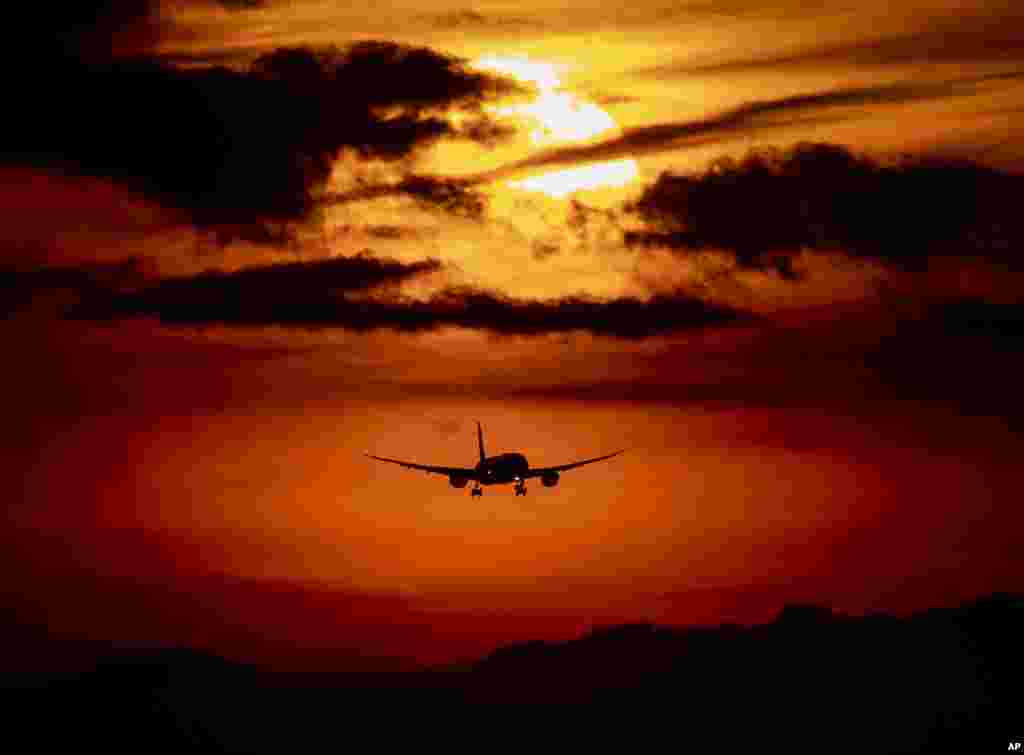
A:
[[5, 0, 1024, 669]]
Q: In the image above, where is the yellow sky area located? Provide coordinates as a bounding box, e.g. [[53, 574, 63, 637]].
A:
[[456, 55, 640, 197], [319, 176, 643, 300]]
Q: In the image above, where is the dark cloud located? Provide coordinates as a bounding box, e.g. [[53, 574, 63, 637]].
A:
[[6, 41, 522, 243], [476, 77, 1006, 181], [928, 297, 1024, 350], [0, 259, 150, 317], [322, 175, 488, 219], [71, 273, 752, 338], [4, 253, 443, 323], [625, 142, 1024, 270], [249, 42, 521, 112], [497, 295, 1024, 418], [857, 296, 1024, 412], [67, 252, 444, 323]]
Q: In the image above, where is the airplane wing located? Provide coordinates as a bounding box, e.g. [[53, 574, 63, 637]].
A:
[[365, 454, 478, 478], [525, 449, 626, 477]]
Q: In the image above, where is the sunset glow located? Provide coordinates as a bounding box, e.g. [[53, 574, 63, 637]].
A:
[[507, 159, 640, 198], [472, 54, 639, 196], [7, 0, 1024, 700]]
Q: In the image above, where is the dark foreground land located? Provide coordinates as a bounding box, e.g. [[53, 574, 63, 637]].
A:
[[3, 593, 1020, 752]]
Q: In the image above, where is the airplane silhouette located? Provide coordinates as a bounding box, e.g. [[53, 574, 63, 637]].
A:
[[366, 421, 624, 496]]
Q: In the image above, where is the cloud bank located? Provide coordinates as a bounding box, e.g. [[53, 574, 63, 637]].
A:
[[69, 267, 751, 338], [625, 142, 1024, 270], [3, 253, 438, 317], [7, 34, 523, 243]]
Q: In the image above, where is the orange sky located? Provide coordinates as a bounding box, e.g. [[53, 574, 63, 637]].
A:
[[5, 0, 1024, 669]]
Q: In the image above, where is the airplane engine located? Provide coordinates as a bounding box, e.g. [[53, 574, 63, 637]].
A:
[[541, 471, 560, 487], [449, 474, 469, 488]]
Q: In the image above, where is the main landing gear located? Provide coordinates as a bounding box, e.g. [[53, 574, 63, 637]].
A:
[[514, 481, 527, 496], [471, 485, 483, 497]]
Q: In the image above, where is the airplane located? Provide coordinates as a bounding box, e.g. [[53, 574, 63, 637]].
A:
[[365, 421, 624, 496]]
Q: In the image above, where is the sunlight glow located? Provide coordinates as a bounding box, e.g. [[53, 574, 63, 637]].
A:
[[509, 160, 639, 198], [472, 55, 638, 197]]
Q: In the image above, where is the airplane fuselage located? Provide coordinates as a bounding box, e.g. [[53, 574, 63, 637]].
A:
[[475, 452, 529, 485]]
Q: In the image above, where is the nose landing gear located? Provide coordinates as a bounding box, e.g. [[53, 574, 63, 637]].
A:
[[514, 481, 527, 496]]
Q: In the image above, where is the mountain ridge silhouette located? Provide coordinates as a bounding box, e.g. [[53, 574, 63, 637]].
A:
[[3, 592, 1019, 751]]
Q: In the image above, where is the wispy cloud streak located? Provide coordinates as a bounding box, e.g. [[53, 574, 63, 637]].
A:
[[474, 75, 1023, 181]]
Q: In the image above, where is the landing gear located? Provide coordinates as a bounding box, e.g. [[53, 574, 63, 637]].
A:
[[514, 481, 527, 496], [471, 485, 483, 497]]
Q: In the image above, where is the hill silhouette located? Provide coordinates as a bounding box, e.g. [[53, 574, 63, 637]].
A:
[[3, 593, 1019, 752]]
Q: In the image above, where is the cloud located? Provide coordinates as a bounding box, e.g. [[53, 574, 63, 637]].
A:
[[323, 176, 488, 219], [624, 142, 1024, 270], [928, 297, 1024, 350], [855, 295, 1024, 408], [0, 259, 150, 317], [475, 77, 1003, 181], [6, 253, 443, 322], [6, 41, 523, 243], [70, 252, 444, 319], [493, 294, 1024, 416], [71, 272, 752, 338]]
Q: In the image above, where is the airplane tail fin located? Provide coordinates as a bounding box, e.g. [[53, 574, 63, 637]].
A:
[[477, 421, 486, 463]]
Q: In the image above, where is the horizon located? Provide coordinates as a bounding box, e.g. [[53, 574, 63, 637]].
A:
[[6, 590, 1020, 753]]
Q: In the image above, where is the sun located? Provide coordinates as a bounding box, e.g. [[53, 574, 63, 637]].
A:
[[471, 55, 638, 198]]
